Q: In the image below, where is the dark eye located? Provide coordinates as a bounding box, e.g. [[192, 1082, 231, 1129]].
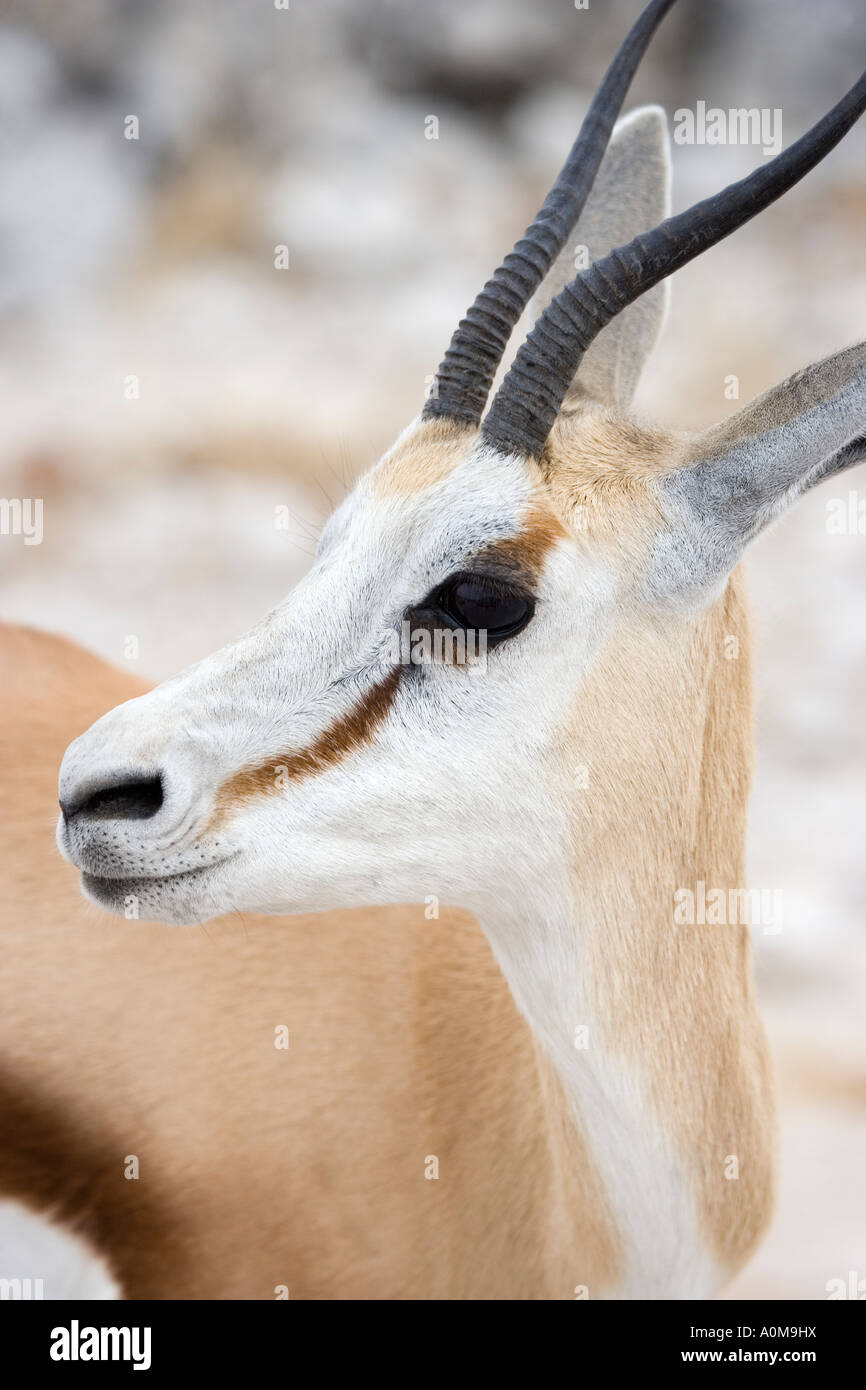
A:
[[436, 574, 534, 641]]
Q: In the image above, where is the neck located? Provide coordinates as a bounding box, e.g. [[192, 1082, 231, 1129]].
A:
[[468, 574, 775, 1298]]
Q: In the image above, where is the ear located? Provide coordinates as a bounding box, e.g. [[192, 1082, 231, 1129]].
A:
[[653, 342, 866, 601], [530, 104, 672, 413]]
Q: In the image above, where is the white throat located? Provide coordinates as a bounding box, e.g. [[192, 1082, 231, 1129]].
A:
[[467, 868, 724, 1299]]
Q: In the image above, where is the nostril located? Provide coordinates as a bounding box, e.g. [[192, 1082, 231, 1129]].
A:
[[61, 776, 164, 823]]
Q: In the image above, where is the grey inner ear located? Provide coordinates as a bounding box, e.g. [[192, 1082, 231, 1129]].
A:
[[650, 342, 866, 605], [530, 104, 672, 414], [804, 434, 866, 491]]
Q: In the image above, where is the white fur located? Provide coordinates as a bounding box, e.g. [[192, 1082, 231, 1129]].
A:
[[0, 1200, 120, 1300]]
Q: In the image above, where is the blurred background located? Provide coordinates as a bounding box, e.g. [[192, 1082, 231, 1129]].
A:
[[1, 0, 864, 1299]]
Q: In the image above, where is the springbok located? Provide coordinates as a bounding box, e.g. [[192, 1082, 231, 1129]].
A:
[[2, 0, 865, 1300]]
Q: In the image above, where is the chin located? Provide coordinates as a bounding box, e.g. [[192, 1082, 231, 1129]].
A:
[[79, 867, 230, 927]]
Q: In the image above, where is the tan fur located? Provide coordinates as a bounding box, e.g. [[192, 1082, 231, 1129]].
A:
[[556, 574, 774, 1276], [524, 405, 775, 1277], [538, 410, 686, 569], [370, 417, 475, 497]]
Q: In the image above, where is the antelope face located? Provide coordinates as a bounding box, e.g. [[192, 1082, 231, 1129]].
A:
[[57, 418, 627, 926], [56, 19, 866, 928]]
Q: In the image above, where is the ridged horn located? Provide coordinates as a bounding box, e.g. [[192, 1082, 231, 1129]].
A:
[[482, 67, 866, 458], [422, 0, 679, 427]]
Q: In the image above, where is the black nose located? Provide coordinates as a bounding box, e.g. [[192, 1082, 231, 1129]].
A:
[[61, 776, 164, 823]]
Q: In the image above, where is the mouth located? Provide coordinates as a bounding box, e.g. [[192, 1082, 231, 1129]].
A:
[[80, 856, 240, 923]]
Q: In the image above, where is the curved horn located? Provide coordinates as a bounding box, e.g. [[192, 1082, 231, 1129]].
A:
[[422, 0, 679, 428], [482, 67, 866, 459]]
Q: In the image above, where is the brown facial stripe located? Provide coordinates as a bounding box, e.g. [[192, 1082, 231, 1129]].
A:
[[209, 666, 402, 827], [474, 507, 569, 585]]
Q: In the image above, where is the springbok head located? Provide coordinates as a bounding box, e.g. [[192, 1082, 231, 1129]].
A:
[[58, 0, 866, 928]]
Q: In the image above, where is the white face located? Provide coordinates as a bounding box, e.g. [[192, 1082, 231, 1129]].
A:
[[57, 428, 618, 925]]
